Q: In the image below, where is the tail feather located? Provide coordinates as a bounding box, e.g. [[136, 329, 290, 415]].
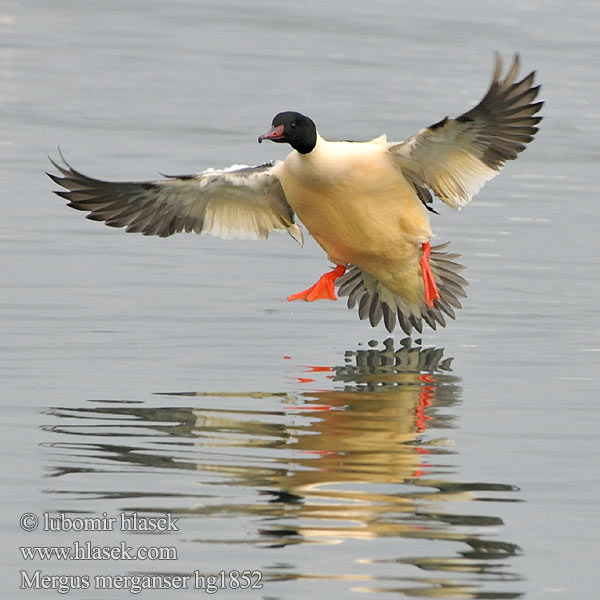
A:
[[336, 242, 468, 335]]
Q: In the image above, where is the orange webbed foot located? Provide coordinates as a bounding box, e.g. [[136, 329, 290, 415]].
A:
[[287, 265, 347, 302], [420, 242, 441, 308]]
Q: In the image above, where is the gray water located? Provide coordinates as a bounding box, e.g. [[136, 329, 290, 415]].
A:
[[2, 1, 599, 598]]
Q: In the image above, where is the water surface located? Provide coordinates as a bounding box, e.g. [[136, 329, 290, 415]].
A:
[[2, 1, 599, 598]]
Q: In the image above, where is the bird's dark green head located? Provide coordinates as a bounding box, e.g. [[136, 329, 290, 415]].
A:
[[258, 111, 317, 154]]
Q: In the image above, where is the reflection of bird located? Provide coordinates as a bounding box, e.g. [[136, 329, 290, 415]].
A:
[[49, 54, 541, 334], [44, 340, 521, 589], [186, 339, 462, 545]]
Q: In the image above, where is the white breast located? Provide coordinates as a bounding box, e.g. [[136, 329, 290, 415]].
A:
[[280, 136, 432, 268]]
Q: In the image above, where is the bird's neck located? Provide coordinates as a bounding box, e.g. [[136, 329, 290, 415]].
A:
[[297, 133, 325, 157]]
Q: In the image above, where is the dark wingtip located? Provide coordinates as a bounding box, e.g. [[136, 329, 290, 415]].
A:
[[46, 171, 64, 186], [47, 148, 77, 198], [47, 147, 73, 180]]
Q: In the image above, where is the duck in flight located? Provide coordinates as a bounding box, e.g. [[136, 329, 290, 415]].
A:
[[49, 53, 542, 335]]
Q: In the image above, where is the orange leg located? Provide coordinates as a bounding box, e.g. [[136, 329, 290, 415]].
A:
[[287, 265, 347, 302], [420, 241, 440, 308]]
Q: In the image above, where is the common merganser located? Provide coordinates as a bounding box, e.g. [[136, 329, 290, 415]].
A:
[[49, 53, 542, 335]]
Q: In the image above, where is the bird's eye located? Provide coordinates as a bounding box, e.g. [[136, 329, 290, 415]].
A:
[[291, 122, 297, 128]]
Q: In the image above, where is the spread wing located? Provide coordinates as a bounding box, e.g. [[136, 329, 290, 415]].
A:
[[390, 53, 543, 209], [48, 153, 303, 245]]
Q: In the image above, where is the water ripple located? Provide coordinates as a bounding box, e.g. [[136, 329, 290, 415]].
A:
[[42, 339, 523, 598]]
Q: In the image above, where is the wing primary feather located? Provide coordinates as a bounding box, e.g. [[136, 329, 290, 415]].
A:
[[48, 154, 301, 244]]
